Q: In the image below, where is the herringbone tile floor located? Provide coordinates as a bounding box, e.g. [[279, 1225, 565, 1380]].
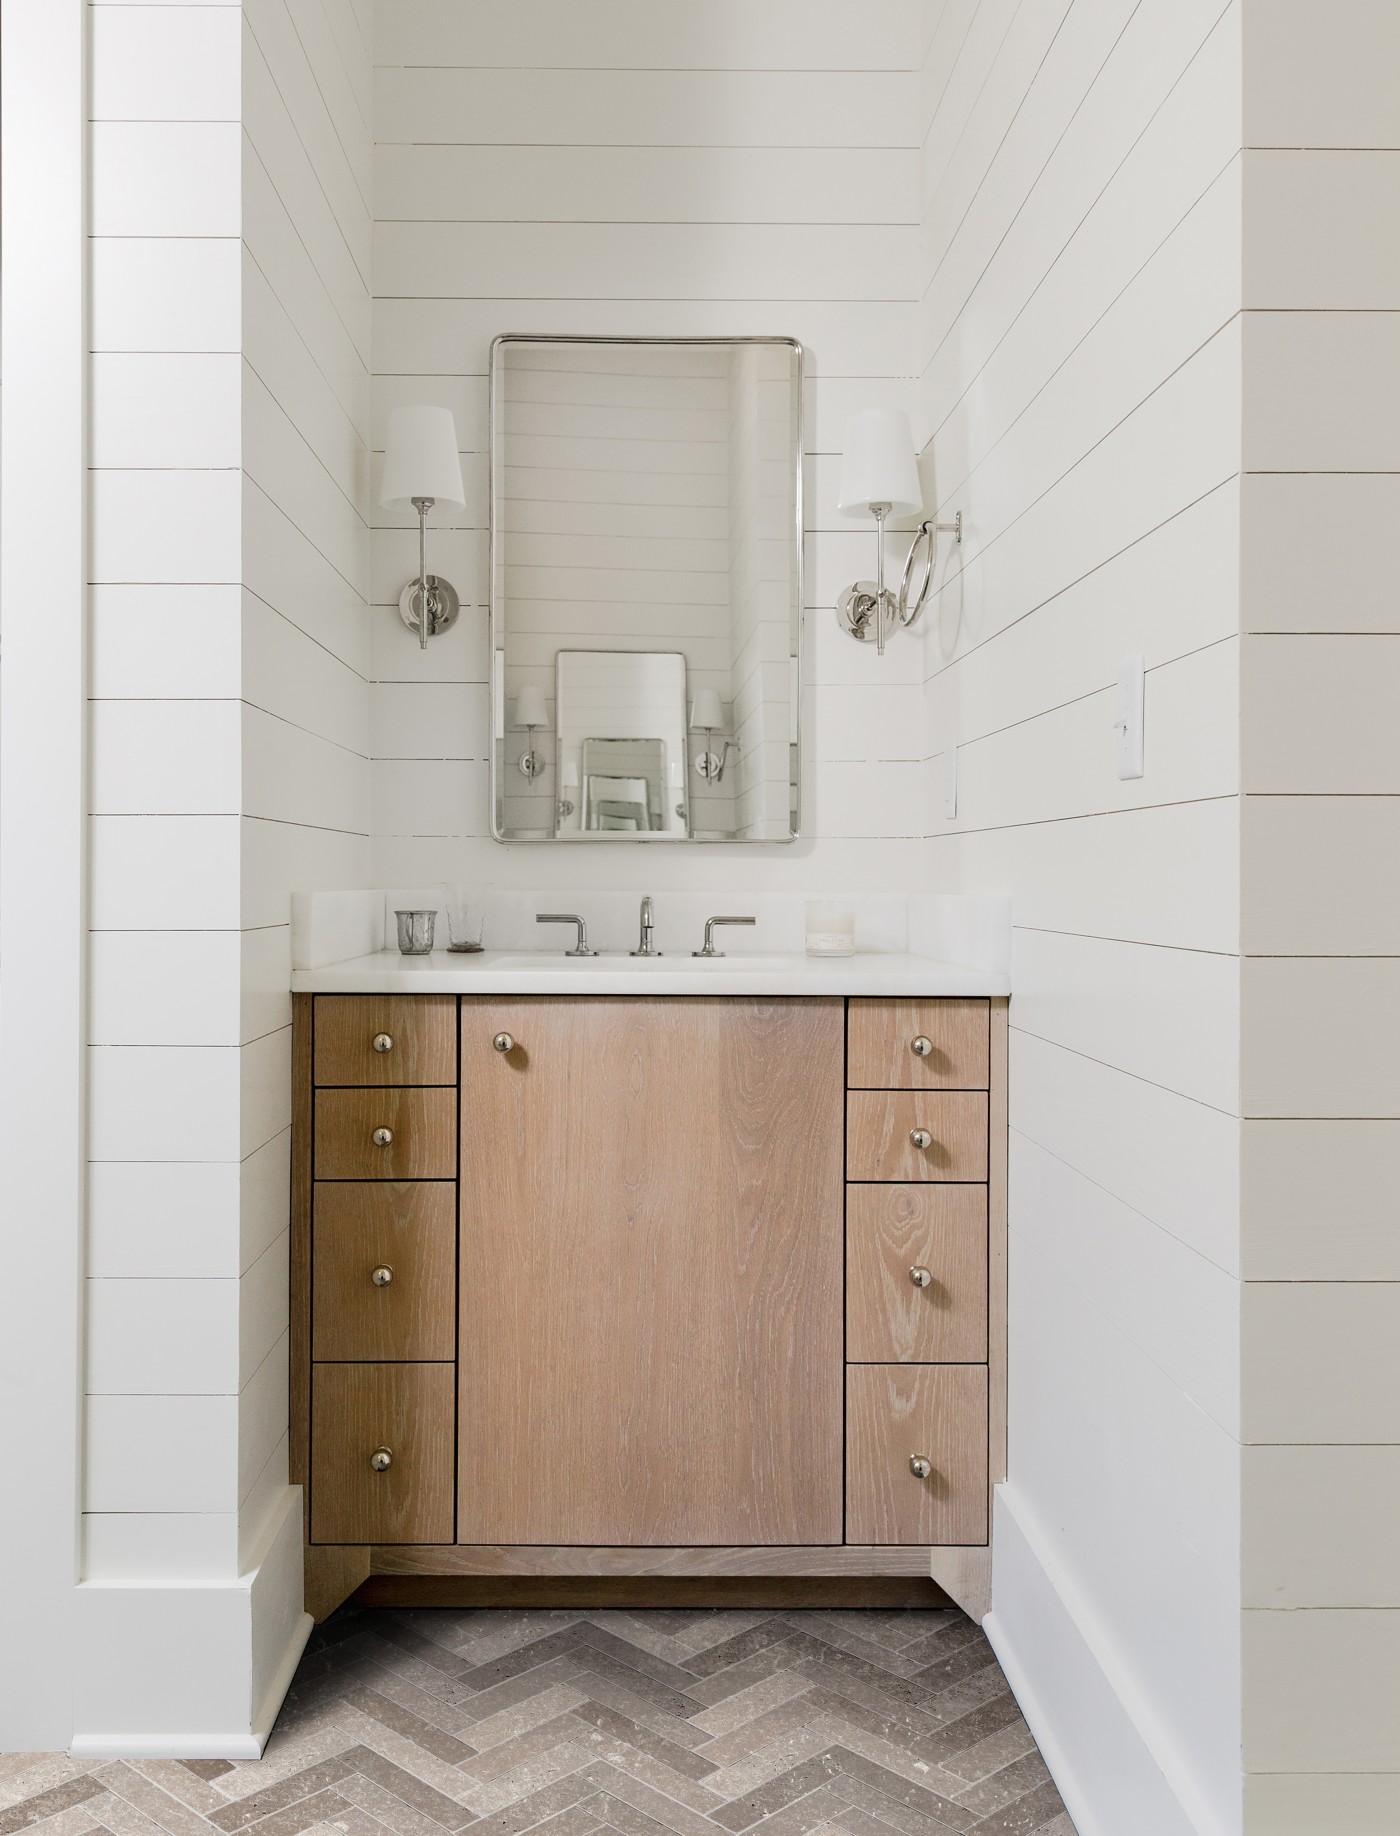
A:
[[0, 1608, 1075, 1836]]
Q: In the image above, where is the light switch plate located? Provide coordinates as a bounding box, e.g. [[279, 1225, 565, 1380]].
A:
[[943, 743, 958, 818], [1114, 654, 1144, 779]]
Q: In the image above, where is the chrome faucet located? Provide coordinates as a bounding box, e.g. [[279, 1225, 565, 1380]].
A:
[[692, 915, 756, 958], [536, 912, 596, 957], [630, 894, 660, 957]]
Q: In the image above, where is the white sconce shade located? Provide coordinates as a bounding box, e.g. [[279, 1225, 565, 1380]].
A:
[[690, 688, 725, 732], [514, 685, 548, 730], [837, 410, 922, 517], [380, 406, 465, 511], [560, 760, 579, 790]]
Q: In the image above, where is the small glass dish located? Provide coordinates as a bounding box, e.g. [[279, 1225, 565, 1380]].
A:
[[805, 899, 855, 957]]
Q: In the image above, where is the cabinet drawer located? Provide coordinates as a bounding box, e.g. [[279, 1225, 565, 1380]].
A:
[[314, 995, 457, 1087], [847, 1091, 987, 1183], [846, 1365, 988, 1545], [313, 1182, 456, 1361], [311, 1362, 455, 1544], [314, 1088, 457, 1181], [848, 998, 989, 1090], [847, 1185, 988, 1363]]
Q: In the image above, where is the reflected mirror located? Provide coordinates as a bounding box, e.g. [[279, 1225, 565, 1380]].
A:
[[491, 335, 802, 842]]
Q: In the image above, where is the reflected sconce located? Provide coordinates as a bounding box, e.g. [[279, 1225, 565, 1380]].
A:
[[558, 759, 578, 818], [514, 685, 548, 779], [690, 688, 732, 782], [835, 409, 961, 655], [380, 406, 466, 649]]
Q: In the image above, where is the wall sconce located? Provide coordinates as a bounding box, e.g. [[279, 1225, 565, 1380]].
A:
[[380, 406, 465, 649], [835, 409, 961, 655], [690, 688, 732, 781], [514, 685, 548, 778]]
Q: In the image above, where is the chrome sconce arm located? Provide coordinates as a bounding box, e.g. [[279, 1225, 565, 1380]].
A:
[[403, 494, 461, 651], [836, 510, 962, 653]]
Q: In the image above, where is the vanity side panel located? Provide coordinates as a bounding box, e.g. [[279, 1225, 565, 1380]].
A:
[[457, 995, 845, 1546], [291, 993, 312, 1528]]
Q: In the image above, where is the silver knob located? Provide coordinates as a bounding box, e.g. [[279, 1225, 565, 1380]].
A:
[[370, 1447, 393, 1473], [910, 1128, 932, 1150], [373, 1033, 393, 1054], [911, 1035, 932, 1058], [371, 1265, 393, 1287], [372, 1126, 393, 1147], [493, 1031, 514, 1054], [909, 1265, 932, 1288], [909, 1455, 932, 1480]]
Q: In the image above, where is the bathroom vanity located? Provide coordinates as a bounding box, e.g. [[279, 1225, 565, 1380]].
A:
[[290, 950, 1008, 1624]]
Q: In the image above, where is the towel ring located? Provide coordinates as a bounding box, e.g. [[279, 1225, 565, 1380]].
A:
[[897, 512, 962, 629]]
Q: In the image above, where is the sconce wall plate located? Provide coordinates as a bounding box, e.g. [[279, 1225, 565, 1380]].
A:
[[398, 574, 460, 641]]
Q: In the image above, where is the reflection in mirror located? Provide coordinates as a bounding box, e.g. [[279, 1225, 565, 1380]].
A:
[[555, 650, 687, 840], [491, 335, 801, 842]]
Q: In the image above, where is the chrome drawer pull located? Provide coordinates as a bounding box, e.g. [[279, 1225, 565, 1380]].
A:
[[493, 1032, 515, 1054], [909, 1265, 932, 1288], [909, 1455, 932, 1480], [910, 1128, 932, 1150], [371, 1265, 393, 1287], [911, 1035, 933, 1057], [372, 1126, 393, 1147], [373, 1033, 393, 1053], [369, 1447, 393, 1473]]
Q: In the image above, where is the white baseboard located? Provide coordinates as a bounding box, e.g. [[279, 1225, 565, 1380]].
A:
[[986, 1485, 1238, 1836], [251, 1609, 313, 1750], [70, 1730, 267, 1761]]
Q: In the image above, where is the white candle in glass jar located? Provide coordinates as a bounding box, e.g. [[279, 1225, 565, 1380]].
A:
[[805, 900, 855, 957]]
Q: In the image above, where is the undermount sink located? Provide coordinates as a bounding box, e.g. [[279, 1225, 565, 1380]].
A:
[[486, 952, 797, 970]]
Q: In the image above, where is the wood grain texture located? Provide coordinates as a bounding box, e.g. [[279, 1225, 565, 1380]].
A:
[[847, 998, 990, 1090], [845, 1365, 989, 1546], [304, 1543, 370, 1622], [989, 999, 1009, 1494], [291, 994, 313, 1530], [846, 1184, 988, 1363], [353, 1576, 950, 1610], [370, 1542, 935, 1576], [311, 1362, 455, 1545], [313, 994, 457, 1087], [314, 1086, 457, 1180], [846, 1091, 988, 1183], [313, 1181, 457, 1361], [457, 996, 844, 1546], [926, 1545, 992, 1623]]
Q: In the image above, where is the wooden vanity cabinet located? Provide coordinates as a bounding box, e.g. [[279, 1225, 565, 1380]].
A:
[[291, 990, 1007, 1620]]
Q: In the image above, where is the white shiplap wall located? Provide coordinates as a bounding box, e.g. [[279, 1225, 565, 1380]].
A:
[[1238, 5, 1400, 1830], [370, 0, 928, 896], [84, 0, 370, 1743], [915, 4, 1245, 1833]]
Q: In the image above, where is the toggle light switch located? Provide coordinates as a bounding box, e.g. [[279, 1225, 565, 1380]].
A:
[[1114, 654, 1144, 779]]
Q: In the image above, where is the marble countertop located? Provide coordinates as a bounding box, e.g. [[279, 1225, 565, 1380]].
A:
[[290, 948, 1011, 998]]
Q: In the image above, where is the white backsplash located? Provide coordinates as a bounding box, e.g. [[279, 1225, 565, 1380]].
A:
[[291, 887, 1010, 974]]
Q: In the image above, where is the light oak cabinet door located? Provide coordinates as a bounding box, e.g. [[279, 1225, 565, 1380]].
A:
[[311, 1363, 455, 1544], [313, 1182, 456, 1361], [846, 1185, 988, 1363], [847, 999, 989, 1090], [314, 995, 457, 1087], [846, 1365, 988, 1545], [847, 1091, 988, 1182], [314, 1087, 457, 1181], [458, 996, 845, 1546]]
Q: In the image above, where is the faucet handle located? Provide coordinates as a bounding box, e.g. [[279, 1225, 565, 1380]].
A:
[[536, 912, 596, 957], [692, 915, 756, 958]]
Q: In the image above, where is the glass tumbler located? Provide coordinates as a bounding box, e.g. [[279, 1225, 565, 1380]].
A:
[[442, 883, 485, 952]]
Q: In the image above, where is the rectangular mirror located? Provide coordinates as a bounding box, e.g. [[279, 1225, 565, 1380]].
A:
[[490, 335, 802, 842]]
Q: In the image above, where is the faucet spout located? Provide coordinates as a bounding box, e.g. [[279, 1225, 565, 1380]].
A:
[[630, 895, 660, 957]]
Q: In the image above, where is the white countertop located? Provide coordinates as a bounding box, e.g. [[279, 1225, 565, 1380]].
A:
[[290, 947, 1010, 998]]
